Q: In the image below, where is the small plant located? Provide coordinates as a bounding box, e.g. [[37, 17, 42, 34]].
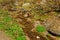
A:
[[36, 25, 46, 32]]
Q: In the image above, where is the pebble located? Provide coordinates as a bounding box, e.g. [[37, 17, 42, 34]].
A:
[[36, 36, 40, 39]]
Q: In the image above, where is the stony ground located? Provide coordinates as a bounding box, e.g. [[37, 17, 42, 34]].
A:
[[0, 0, 60, 40]]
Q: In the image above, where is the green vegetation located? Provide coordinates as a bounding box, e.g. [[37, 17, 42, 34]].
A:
[[0, 9, 26, 40], [3, 16, 13, 22], [36, 25, 46, 32], [0, 0, 60, 40]]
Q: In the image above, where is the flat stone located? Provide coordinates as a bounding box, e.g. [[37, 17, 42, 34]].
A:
[[45, 16, 60, 35]]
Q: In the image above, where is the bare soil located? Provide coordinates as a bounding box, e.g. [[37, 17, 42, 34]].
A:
[[0, 31, 13, 40]]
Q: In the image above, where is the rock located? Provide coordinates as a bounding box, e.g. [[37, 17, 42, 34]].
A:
[[22, 3, 31, 10], [23, 14, 28, 17], [49, 18, 60, 35], [45, 16, 60, 35]]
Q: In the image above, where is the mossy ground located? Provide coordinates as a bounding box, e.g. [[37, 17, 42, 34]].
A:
[[0, 9, 26, 40]]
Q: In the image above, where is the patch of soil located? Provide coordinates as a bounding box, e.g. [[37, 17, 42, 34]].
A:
[[0, 31, 13, 40]]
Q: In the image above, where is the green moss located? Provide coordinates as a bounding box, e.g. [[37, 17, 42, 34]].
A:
[[17, 36, 26, 40], [36, 25, 46, 32], [3, 16, 13, 22], [4, 22, 26, 40], [0, 9, 26, 40]]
